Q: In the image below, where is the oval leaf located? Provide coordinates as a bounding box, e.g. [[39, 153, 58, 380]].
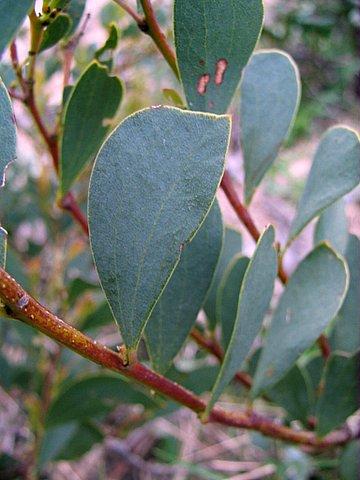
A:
[[88, 106, 230, 351], [252, 244, 349, 395], [0, 78, 16, 186], [314, 199, 348, 255], [218, 255, 250, 349], [316, 352, 359, 436], [240, 50, 301, 203], [206, 226, 277, 414], [60, 61, 123, 195], [204, 227, 242, 330], [0, 0, 33, 56], [289, 126, 360, 242], [174, 0, 264, 114], [145, 201, 223, 373]]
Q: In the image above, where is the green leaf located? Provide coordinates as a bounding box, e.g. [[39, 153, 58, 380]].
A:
[[204, 227, 242, 330], [39, 423, 77, 467], [88, 106, 230, 351], [340, 441, 360, 480], [39, 14, 72, 52], [206, 226, 277, 413], [266, 365, 311, 425], [174, 0, 264, 114], [0, 227, 7, 268], [60, 61, 123, 195], [314, 199, 348, 255], [240, 50, 301, 203], [289, 127, 360, 242], [0, 77, 16, 187], [54, 422, 103, 461], [46, 373, 157, 427], [331, 235, 360, 354], [252, 244, 349, 395], [316, 352, 359, 436], [217, 255, 250, 349], [0, 0, 34, 56], [95, 22, 119, 65], [145, 201, 223, 373]]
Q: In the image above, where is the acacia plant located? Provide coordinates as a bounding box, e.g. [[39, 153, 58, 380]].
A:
[[0, 0, 359, 477]]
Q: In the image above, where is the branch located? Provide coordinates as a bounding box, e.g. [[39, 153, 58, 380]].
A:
[[112, 0, 144, 25], [138, 0, 179, 79], [9, 42, 89, 236], [0, 267, 356, 448], [190, 328, 252, 389]]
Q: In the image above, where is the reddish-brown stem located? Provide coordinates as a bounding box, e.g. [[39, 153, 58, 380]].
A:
[[139, 0, 180, 79], [59, 193, 89, 236], [0, 267, 356, 448], [221, 171, 261, 243], [9, 42, 88, 234], [112, 0, 144, 25], [191, 328, 252, 389]]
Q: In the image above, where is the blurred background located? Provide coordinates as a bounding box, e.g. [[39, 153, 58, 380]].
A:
[[0, 0, 359, 478]]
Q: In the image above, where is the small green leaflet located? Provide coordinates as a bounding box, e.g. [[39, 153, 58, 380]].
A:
[[60, 61, 123, 195], [174, 0, 263, 114], [88, 106, 230, 351], [240, 50, 301, 203], [204, 227, 242, 330], [252, 244, 349, 395], [0, 0, 34, 56], [217, 255, 250, 349], [0, 77, 16, 187], [314, 199, 348, 255], [316, 352, 359, 436], [289, 126, 360, 242], [0, 227, 7, 268], [331, 235, 360, 354], [39, 14, 72, 52], [206, 226, 277, 414], [145, 201, 223, 373]]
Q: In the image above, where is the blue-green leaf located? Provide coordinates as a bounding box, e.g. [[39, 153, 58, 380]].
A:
[[174, 0, 264, 114], [217, 255, 250, 349], [316, 352, 359, 436], [289, 127, 360, 242], [60, 61, 123, 195], [331, 235, 360, 354], [0, 0, 34, 56], [314, 199, 348, 255], [240, 50, 301, 203], [0, 77, 16, 187], [88, 106, 230, 351], [252, 244, 349, 395], [204, 227, 242, 330], [206, 226, 277, 413], [145, 201, 223, 373]]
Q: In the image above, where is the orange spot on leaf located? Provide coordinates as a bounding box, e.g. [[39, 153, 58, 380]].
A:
[[215, 58, 228, 85], [197, 74, 210, 95]]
